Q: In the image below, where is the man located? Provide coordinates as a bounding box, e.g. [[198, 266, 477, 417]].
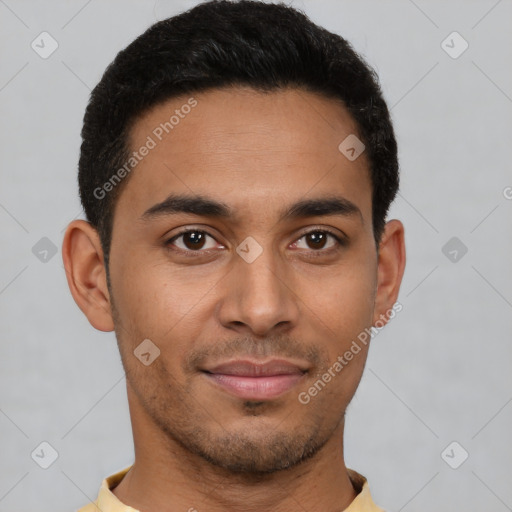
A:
[[62, 0, 406, 510]]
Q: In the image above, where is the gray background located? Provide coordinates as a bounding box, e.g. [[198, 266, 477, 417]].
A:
[[1, 0, 511, 510]]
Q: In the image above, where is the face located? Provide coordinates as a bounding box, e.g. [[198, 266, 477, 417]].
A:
[[65, 86, 405, 475]]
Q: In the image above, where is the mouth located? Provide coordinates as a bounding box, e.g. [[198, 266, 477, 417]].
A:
[[200, 359, 308, 400]]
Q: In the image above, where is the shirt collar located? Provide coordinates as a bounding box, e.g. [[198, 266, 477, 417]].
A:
[[89, 465, 384, 512], [95, 466, 137, 512], [345, 469, 386, 511]]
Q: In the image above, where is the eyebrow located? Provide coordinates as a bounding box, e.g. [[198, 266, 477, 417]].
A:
[[139, 193, 363, 224]]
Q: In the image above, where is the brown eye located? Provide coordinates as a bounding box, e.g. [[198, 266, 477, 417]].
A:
[[181, 231, 206, 250], [167, 230, 220, 252], [292, 230, 342, 251], [305, 231, 329, 250]]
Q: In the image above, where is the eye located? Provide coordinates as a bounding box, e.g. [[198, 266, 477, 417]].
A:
[[166, 229, 223, 252], [165, 227, 346, 257], [290, 229, 345, 252]]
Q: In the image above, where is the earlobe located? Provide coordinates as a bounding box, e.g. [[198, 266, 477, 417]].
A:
[[62, 220, 115, 332], [372, 219, 406, 327]]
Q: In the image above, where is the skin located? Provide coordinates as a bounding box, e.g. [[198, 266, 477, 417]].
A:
[[62, 86, 405, 512]]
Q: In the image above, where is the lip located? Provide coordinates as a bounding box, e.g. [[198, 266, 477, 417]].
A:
[[201, 359, 308, 400]]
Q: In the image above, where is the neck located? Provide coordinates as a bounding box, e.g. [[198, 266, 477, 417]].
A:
[[113, 391, 358, 512]]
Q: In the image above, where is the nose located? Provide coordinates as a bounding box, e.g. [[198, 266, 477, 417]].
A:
[[216, 241, 300, 337]]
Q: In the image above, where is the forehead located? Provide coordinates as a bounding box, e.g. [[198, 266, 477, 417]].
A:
[[115, 86, 371, 226]]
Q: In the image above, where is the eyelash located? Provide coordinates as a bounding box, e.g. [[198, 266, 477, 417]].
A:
[[165, 227, 347, 257]]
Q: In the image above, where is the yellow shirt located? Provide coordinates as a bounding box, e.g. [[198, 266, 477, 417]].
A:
[[77, 466, 385, 512]]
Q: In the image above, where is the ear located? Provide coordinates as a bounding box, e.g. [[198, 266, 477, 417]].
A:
[[372, 219, 406, 326], [62, 220, 115, 332]]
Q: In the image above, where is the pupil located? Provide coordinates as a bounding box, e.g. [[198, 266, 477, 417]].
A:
[[185, 232, 204, 249], [182, 232, 328, 251], [309, 232, 325, 249]]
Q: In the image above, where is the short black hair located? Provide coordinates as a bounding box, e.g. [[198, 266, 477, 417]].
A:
[[78, 0, 399, 273]]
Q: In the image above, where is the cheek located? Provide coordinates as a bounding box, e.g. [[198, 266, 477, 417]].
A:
[[110, 254, 220, 364], [113, 251, 207, 321], [299, 261, 376, 338]]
